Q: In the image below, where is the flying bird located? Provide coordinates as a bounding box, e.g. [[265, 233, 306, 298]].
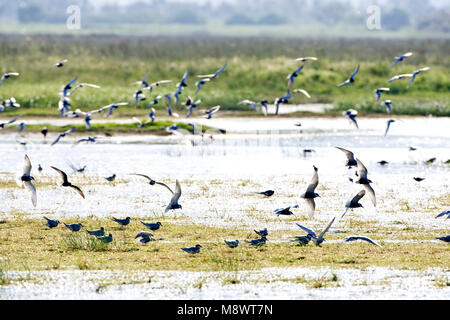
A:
[[344, 236, 382, 247], [343, 109, 359, 128], [68, 83, 100, 97], [133, 71, 150, 88], [292, 57, 317, 62], [132, 174, 175, 194], [337, 64, 359, 87], [373, 88, 390, 103], [413, 177, 425, 182], [383, 100, 393, 114], [384, 119, 396, 137], [0, 72, 19, 85], [388, 74, 412, 83], [21, 154, 37, 207], [287, 65, 304, 88], [292, 89, 311, 98], [147, 80, 173, 92], [300, 166, 320, 219], [335, 147, 357, 168], [391, 52, 413, 68], [341, 190, 366, 218], [203, 105, 221, 119], [0, 117, 18, 129], [274, 90, 292, 115], [50, 166, 85, 199], [53, 59, 68, 68], [407, 67, 430, 88], [355, 158, 376, 207], [164, 180, 182, 213], [196, 64, 227, 79], [296, 216, 336, 246], [274, 205, 299, 216]]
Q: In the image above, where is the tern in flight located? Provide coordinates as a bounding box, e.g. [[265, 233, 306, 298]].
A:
[[164, 180, 182, 213], [355, 158, 376, 207], [196, 64, 227, 80], [300, 166, 320, 219], [21, 154, 37, 207], [296, 216, 336, 246], [407, 67, 430, 88], [337, 64, 359, 87], [51, 166, 85, 199], [344, 236, 382, 247], [391, 52, 413, 68], [0, 72, 19, 85], [341, 190, 365, 218]]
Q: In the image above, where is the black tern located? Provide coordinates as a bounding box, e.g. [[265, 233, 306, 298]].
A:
[[413, 177, 425, 182], [135, 231, 154, 243], [343, 109, 359, 128], [296, 216, 336, 246], [224, 240, 239, 248], [436, 235, 450, 243], [254, 228, 268, 237], [301, 166, 320, 219], [287, 65, 304, 88], [132, 174, 174, 193], [44, 217, 60, 229], [292, 234, 313, 246], [373, 88, 390, 103], [51, 127, 76, 146], [51, 166, 85, 199], [53, 59, 68, 68], [435, 210, 450, 219], [274, 205, 299, 216], [64, 223, 83, 232], [337, 64, 359, 87], [407, 67, 430, 88], [0, 72, 19, 85], [181, 244, 202, 254], [344, 236, 382, 247], [425, 157, 436, 164], [355, 158, 376, 207], [41, 126, 48, 138], [384, 119, 396, 137], [96, 233, 113, 243], [257, 190, 275, 197], [87, 227, 105, 237], [274, 90, 291, 115], [165, 180, 182, 213], [246, 236, 267, 247], [140, 221, 162, 231], [112, 217, 131, 226], [21, 154, 37, 207], [391, 52, 413, 68], [378, 160, 389, 166], [383, 100, 393, 114], [341, 190, 366, 218], [203, 105, 221, 119], [105, 174, 116, 182]]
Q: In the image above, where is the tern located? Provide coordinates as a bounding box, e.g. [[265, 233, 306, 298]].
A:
[[384, 119, 396, 137], [181, 244, 202, 254], [254, 228, 268, 237], [132, 174, 174, 194], [300, 166, 320, 219], [383, 100, 393, 114], [341, 190, 365, 218], [21, 155, 37, 207], [407, 67, 430, 88], [64, 223, 83, 232], [274, 90, 291, 115], [292, 89, 311, 98], [224, 240, 239, 248], [140, 221, 162, 231], [287, 65, 304, 88], [435, 210, 450, 219], [355, 158, 376, 207], [0, 117, 18, 129], [112, 217, 131, 226], [164, 180, 182, 213], [292, 57, 317, 62], [53, 59, 68, 68], [344, 236, 382, 247], [203, 105, 220, 119], [335, 147, 357, 168], [51, 166, 85, 199], [43, 217, 60, 229], [337, 64, 359, 87], [296, 216, 336, 246], [373, 88, 389, 103], [135, 231, 154, 243], [0, 72, 19, 85], [391, 52, 413, 68], [274, 205, 299, 216], [87, 227, 105, 237], [196, 64, 227, 79], [256, 190, 275, 197]]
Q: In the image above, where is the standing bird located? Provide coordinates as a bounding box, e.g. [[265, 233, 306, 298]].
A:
[[51, 127, 76, 146], [246, 236, 267, 247], [391, 52, 413, 68], [287, 65, 304, 88], [343, 109, 359, 128], [140, 221, 162, 231], [21, 155, 37, 207], [0, 72, 19, 85], [344, 236, 382, 247], [164, 180, 182, 213], [384, 119, 396, 137], [64, 223, 83, 232], [112, 217, 131, 226], [256, 190, 275, 197], [43, 217, 60, 229], [50, 166, 85, 199], [52, 59, 68, 68], [407, 67, 430, 88], [337, 64, 359, 87], [87, 227, 105, 237], [97, 233, 113, 243], [224, 240, 239, 248], [373, 88, 390, 103], [355, 158, 376, 207], [383, 100, 393, 114], [341, 190, 366, 218], [296, 216, 336, 246], [105, 174, 116, 182], [335, 147, 357, 168], [300, 166, 320, 219], [181, 244, 202, 254]]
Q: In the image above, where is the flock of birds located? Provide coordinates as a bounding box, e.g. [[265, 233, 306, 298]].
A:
[[2, 50, 449, 255]]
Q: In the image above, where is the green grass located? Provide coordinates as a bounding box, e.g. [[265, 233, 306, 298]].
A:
[[0, 35, 448, 118]]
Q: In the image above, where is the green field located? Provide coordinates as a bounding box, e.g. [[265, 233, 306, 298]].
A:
[[0, 34, 449, 119]]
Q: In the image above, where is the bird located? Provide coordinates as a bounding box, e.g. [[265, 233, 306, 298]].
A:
[[60, 77, 77, 97], [292, 234, 313, 246], [38, 164, 43, 172], [384, 119, 396, 137], [335, 147, 358, 168], [292, 57, 317, 62], [344, 236, 382, 247], [140, 221, 162, 231], [388, 74, 412, 83], [246, 236, 267, 247], [41, 126, 48, 138], [287, 65, 304, 88], [96, 233, 113, 243], [43, 217, 60, 229], [21, 154, 37, 207], [132, 174, 174, 193], [135, 231, 154, 243], [355, 158, 376, 207], [343, 109, 359, 128], [133, 71, 150, 88], [184, 97, 202, 117], [413, 177, 425, 182], [203, 105, 221, 119], [146, 80, 173, 92], [0, 72, 19, 85], [256, 190, 275, 197], [112, 217, 131, 226], [409, 146, 417, 151], [100, 102, 129, 117], [51, 127, 76, 146], [296, 216, 336, 246], [181, 244, 202, 254], [337, 64, 359, 87], [292, 88, 311, 98], [0, 117, 18, 129], [195, 78, 210, 94], [408, 67, 430, 88], [100, 174, 114, 183], [378, 160, 389, 166], [425, 157, 436, 164], [274, 90, 291, 115], [391, 52, 413, 68], [58, 96, 71, 117], [435, 210, 450, 219], [87, 227, 105, 237], [50, 166, 85, 199], [254, 228, 268, 237], [436, 236, 450, 243], [302, 149, 315, 158], [64, 223, 83, 232], [383, 100, 393, 114], [274, 205, 299, 216], [145, 95, 162, 109], [176, 69, 189, 93], [68, 83, 101, 97], [73, 136, 102, 147], [238, 99, 259, 111], [300, 166, 320, 219], [1, 97, 20, 109], [149, 108, 156, 122], [165, 180, 182, 213], [133, 89, 146, 107], [224, 240, 239, 248], [52, 59, 68, 68], [341, 190, 366, 218], [373, 88, 390, 103], [196, 64, 227, 80]]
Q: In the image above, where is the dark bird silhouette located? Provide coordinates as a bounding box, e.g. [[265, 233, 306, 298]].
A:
[[50, 166, 85, 199], [256, 190, 274, 197]]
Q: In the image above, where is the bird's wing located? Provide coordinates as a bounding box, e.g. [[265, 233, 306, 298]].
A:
[[69, 184, 85, 199], [51, 166, 69, 183], [293, 89, 311, 98], [337, 79, 349, 87], [24, 181, 37, 207], [363, 184, 376, 207], [359, 236, 382, 247], [304, 198, 316, 219], [23, 154, 32, 175], [155, 181, 174, 194], [295, 223, 317, 239], [355, 158, 368, 180], [351, 64, 360, 79], [318, 216, 336, 241], [306, 167, 319, 193], [350, 190, 366, 205], [335, 147, 355, 161]]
